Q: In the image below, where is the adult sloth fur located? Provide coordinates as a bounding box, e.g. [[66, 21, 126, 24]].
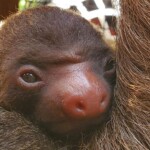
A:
[[79, 0, 150, 149], [0, 107, 59, 150]]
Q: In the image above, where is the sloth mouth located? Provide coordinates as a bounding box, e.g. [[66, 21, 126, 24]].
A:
[[45, 116, 106, 137]]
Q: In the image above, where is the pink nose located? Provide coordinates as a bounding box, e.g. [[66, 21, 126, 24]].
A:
[[62, 87, 110, 120]]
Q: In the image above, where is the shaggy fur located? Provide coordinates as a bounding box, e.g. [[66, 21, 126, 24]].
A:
[[0, 107, 60, 150], [78, 0, 150, 149]]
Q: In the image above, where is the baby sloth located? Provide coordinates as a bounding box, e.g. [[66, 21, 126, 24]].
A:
[[0, 6, 115, 137]]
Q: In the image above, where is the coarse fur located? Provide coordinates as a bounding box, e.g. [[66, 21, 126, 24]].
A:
[[77, 0, 150, 149], [0, 107, 59, 150]]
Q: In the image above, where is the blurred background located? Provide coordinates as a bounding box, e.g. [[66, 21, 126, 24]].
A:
[[0, 0, 120, 48]]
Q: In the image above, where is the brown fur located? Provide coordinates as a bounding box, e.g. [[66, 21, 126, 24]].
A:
[[0, 0, 149, 149], [77, 0, 150, 149], [0, 107, 61, 150], [0, 6, 112, 150]]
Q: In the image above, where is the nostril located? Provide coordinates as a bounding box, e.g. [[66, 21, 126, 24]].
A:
[[98, 91, 110, 114], [62, 96, 87, 118], [100, 99, 104, 105], [76, 101, 85, 112], [99, 98, 107, 109]]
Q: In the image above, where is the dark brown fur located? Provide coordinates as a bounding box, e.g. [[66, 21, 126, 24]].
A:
[[0, 107, 61, 150], [0, 6, 113, 150], [0, 0, 150, 149]]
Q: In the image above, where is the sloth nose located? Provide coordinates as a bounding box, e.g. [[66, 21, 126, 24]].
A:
[[62, 85, 110, 120]]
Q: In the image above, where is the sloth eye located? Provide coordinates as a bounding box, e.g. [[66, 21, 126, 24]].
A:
[[104, 59, 115, 72], [21, 72, 38, 83], [103, 58, 116, 80]]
